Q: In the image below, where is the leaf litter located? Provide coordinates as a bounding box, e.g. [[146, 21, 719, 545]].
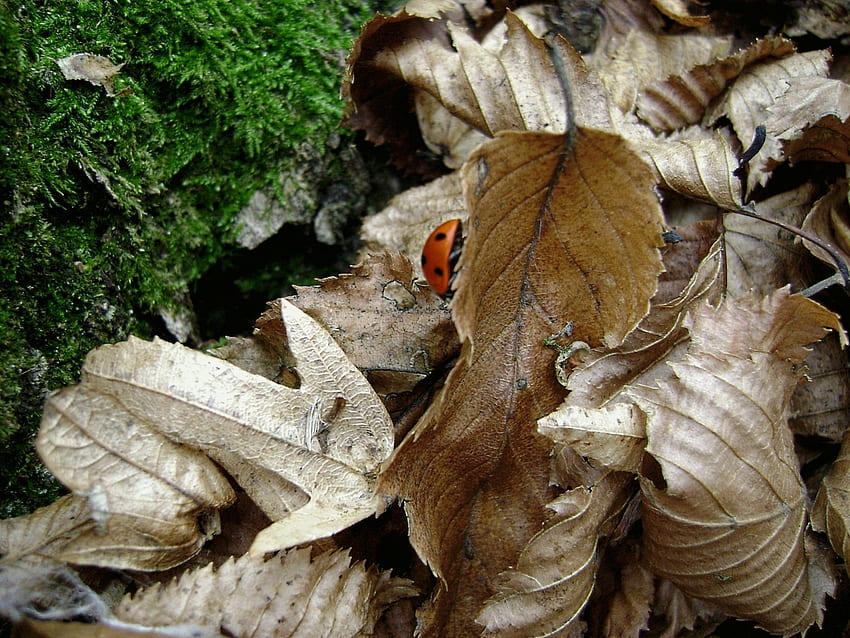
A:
[[5, 1, 850, 636]]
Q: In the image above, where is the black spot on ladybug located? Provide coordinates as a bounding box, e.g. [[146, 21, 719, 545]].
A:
[[433, 267, 445, 277]]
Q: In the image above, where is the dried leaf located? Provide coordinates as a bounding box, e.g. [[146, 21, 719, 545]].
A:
[[359, 173, 466, 270], [802, 179, 850, 268], [36, 388, 234, 570], [723, 184, 819, 296], [279, 253, 459, 397], [35, 301, 393, 567], [812, 432, 850, 573], [379, 127, 664, 636], [789, 332, 850, 441], [705, 50, 831, 192], [650, 0, 710, 26], [636, 126, 743, 210], [56, 53, 125, 96], [630, 290, 841, 636], [636, 37, 795, 132], [767, 76, 850, 165], [478, 472, 635, 637], [114, 547, 417, 638]]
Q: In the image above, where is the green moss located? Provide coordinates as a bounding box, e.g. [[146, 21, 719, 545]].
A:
[[0, 0, 389, 517]]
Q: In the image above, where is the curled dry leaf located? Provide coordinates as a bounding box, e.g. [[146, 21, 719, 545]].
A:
[[478, 472, 635, 637], [34, 300, 393, 568], [379, 127, 664, 636], [36, 388, 235, 571], [812, 432, 850, 574], [789, 333, 850, 441], [801, 179, 850, 269], [767, 76, 850, 165], [705, 50, 831, 192], [636, 36, 795, 132], [114, 547, 417, 638], [636, 126, 743, 210], [630, 290, 842, 636]]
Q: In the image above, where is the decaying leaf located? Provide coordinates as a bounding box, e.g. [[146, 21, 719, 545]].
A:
[[631, 290, 842, 635], [802, 179, 850, 269], [33, 300, 394, 568], [379, 126, 664, 636], [812, 431, 850, 574], [113, 547, 417, 638], [789, 332, 850, 441], [56, 53, 125, 96]]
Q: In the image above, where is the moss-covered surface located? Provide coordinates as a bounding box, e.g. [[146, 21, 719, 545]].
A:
[[0, 0, 398, 518]]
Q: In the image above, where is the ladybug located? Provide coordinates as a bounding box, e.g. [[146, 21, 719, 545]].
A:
[[421, 218, 463, 296]]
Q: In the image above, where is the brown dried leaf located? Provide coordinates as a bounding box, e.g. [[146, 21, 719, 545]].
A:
[[636, 37, 795, 132], [114, 547, 418, 638], [477, 472, 635, 637], [812, 431, 850, 574], [56, 53, 124, 96], [593, 28, 732, 116], [630, 290, 841, 636], [274, 253, 459, 397], [379, 128, 664, 636], [789, 333, 850, 441]]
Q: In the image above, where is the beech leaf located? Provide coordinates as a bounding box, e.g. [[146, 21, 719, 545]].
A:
[[34, 300, 394, 568], [812, 432, 850, 574], [114, 547, 417, 638], [379, 126, 664, 636], [630, 290, 842, 635]]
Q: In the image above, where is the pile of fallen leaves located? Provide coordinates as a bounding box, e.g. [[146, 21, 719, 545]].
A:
[[3, 1, 850, 636]]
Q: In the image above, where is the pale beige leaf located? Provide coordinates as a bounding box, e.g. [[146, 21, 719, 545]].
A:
[[636, 126, 743, 210], [636, 37, 795, 132], [36, 301, 393, 564], [630, 290, 841, 636], [114, 547, 417, 638], [767, 76, 850, 165], [56, 53, 124, 96], [650, 0, 709, 26], [35, 388, 233, 570], [537, 403, 646, 473], [812, 432, 850, 573], [415, 90, 489, 169], [478, 472, 635, 637]]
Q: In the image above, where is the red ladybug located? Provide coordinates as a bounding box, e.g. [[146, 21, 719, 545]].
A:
[[421, 219, 463, 296]]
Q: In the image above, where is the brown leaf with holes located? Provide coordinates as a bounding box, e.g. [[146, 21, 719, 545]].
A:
[[630, 290, 842, 636], [114, 547, 417, 637], [378, 127, 664, 637]]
